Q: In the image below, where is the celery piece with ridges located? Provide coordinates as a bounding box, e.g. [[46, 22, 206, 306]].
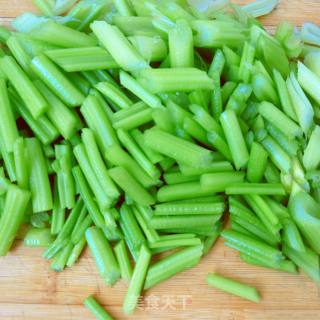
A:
[[51, 177, 65, 236], [179, 161, 233, 176], [138, 68, 214, 93], [105, 144, 156, 188], [82, 129, 119, 201], [0, 79, 19, 153], [34, 80, 80, 139], [24, 227, 53, 247], [289, 192, 320, 254], [74, 143, 113, 210], [91, 21, 148, 73], [150, 215, 222, 230], [226, 183, 286, 196], [26, 138, 52, 213], [86, 227, 120, 286], [303, 126, 320, 171], [157, 182, 214, 202], [117, 129, 161, 180], [0, 56, 47, 118], [13, 138, 28, 189], [95, 81, 132, 110], [0, 185, 30, 256], [109, 166, 155, 206], [84, 295, 114, 320], [144, 128, 213, 167], [222, 229, 283, 262], [50, 241, 73, 272], [239, 42, 255, 83], [258, 101, 302, 138], [31, 55, 85, 107], [113, 108, 153, 131], [53, 144, 75, 210], [29, 20, 97, 47], [220, 110, 249, 170], [72, 167, 105, 228], [163, 171, 199, 185], [81, 94, 118, 153], [45, 47, 119, 72], [169, 19, 194, 68], [66, 236, 86, 267], [246, 142, 268, 183], [286, 72, 314, 135], [120, 71, 163, 108], [114, 240, 133, 282], [123, 244, 151, 314], [144, 244, 203, 289], [206, 273, 261, 303], [200, 172, 245, 193], [252, 72, 279, 106]]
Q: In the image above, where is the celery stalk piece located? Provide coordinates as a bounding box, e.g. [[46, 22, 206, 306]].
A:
[[123, 245, 151, 314], [226, 183, 286, 196], [66, 236, 87, 267], [129, 35, 168, 62], [169, 19, 194, 68], [31, 55, 85, 107], [117, 129, 160, 180], [180, 161, 233, 176], [138, 68, 214, 93], [84, 295, 114, 320], [144, 244, 203, 289], [247, 142, 268, 183], [286, 72, 314, 135], [29, 20, 97, 48], [53, 0, 78, 15], [24, 227, 53, 247], [304, 51, 320, 77], [95, 81, 133, 110], [0, 185, 31, 256], [105, 144, 156, 188], [120, 71, 163, 108], [80, 94, 118, 153], [109, 166, 155, 206], [51, 177, 65, 235], [191, 20, 246, 48], [225, 83, 252, 115], [13, 138, 29, 189], [91, 21, 148, 73], [206, 273, 261, 303], [242, 0, 278, 18], [289, 192, 320, 254], [303, 126, 320, 171], [201, 172, 245, 193], [113, 0, 135, 16], [114, 240, 133, 282], [0, 56, 48, 118], [239, 42, 255, 83], [220, 110, 249, 170], [297, 61, 320, 105], [252, 73, 279, 105], [0, 26, 11, 42], [144, 128, 213, 167], [301, 22, 320, 47], [45, 47, 119, 72], [81, 128, 119, 201], [26, 138, 53, 213], [0, 79, 19, 153], [86, 226, 121, 286], [34, 80, 80, 139], [258, 101, 302, 138], [74, 143, 113, 210], [72, 167, 105, 228]]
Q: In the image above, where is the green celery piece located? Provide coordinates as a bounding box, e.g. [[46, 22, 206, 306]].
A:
[[84, 295, 114, 320]]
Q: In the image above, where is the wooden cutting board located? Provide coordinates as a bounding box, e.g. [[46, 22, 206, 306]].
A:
[[0, 1, 320, 319]]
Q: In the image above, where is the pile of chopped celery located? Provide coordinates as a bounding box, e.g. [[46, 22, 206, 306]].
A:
[[0, 0, 320, 317]]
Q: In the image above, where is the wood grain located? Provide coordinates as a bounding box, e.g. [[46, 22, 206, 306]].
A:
[[0, 1, 320, 319]]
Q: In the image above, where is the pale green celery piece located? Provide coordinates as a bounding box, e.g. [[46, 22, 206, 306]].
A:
[[129, 35, 168, 62], [297, 61, 320, 105], [29, 20, 97, 47], [91, 21, 148, 73], [252, 73, 279, 106], [157, 1, 194, 22], [187, 0, 229, 19], [53, 0, 78, 15], [242, 0, 278, 18], [169, 19, 194, 68], [120, 71, 163, 108], [289, 192, 320, 254], [303, 126, 320, 171], [11, 13, 50, 33], [139, 68, 214, 93], [239, 41, 255, 83], [113, 16, 161, 37], [304, 51, 320, 77], [301, 22, 320, 47], [191, 20, 246, 48], [286, 72, 314, 135], [45, 47, 119, 72]]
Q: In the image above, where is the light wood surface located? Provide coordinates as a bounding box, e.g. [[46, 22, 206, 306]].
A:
[[0, 1, 320, 319]]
